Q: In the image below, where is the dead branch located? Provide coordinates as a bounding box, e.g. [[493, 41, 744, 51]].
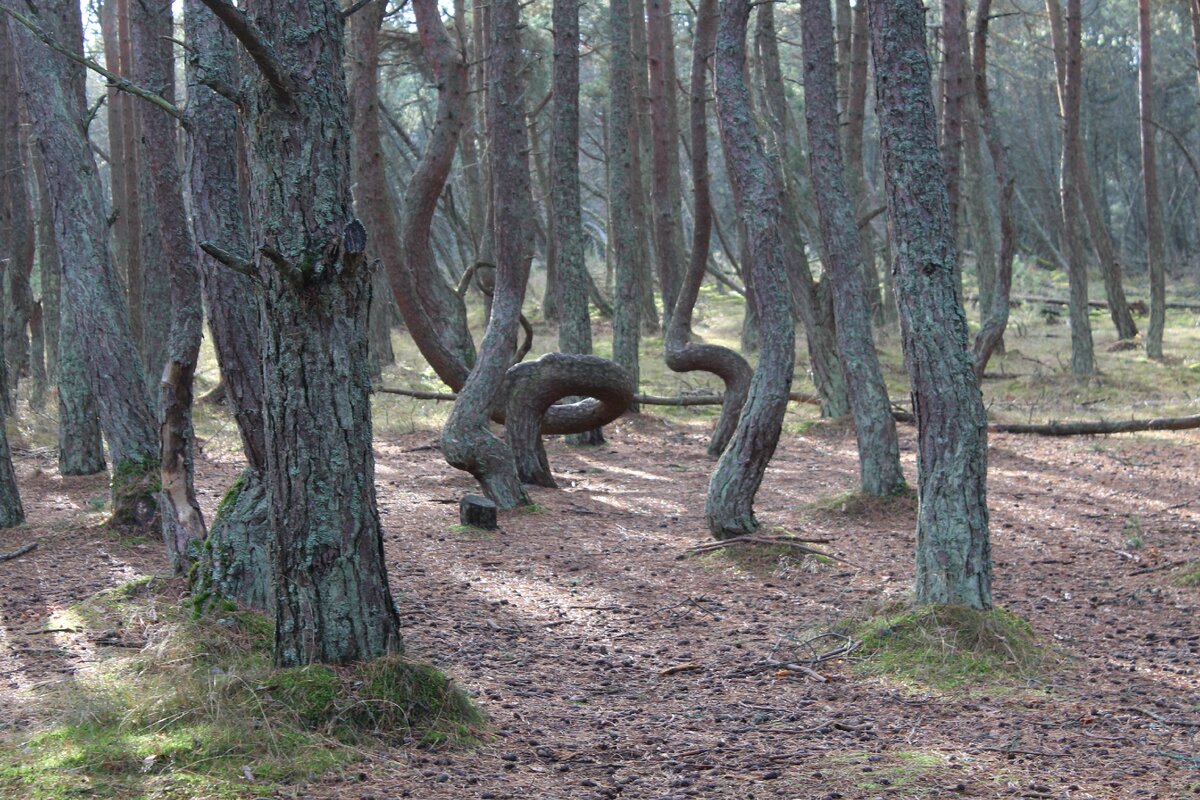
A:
[[0, 542, 37, 563]]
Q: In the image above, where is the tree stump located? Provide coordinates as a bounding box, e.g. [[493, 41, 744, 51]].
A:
[[459, 495, 498, 530]]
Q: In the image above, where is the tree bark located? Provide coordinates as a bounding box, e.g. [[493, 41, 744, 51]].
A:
[[667, 0, 751, 457], [440, 0, 532, 509], [0, 29, 31, 411], [1138, 0, 1166, 359], [552, 0, 605, 446], [709, 0, 795, 539], [609, 0, 643, 410], [867, 0, 992, 609], [844, 1, 884, 323], [32, 149, 59, 386], [114, 0, 146, 359], [204, 0, 404, 665], [939, 0, 968, 263], [8, 0, 160, 524], [185, 0, 272, 611], [629, 0, 661, 334], [130, 0, 206, 572], [971, 0, 1015, 381], [800, 0, 905, 497], [647, 0, 686, 327], [1045, 0, 1094, 376]]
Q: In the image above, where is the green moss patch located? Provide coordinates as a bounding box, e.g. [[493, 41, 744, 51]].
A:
[[0, 577, 484, 800], [1174, 561, 1200, 587], [109, 456, 161, 530], [808, 486, 917, 520], [841, 603, 1054, 689]]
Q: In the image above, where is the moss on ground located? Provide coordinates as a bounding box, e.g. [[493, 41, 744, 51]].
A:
[[0, 577, 484, 800], [808, 486, 917, 519], [1174, 561, 1200, 587], [839, 603, 1055, 689]]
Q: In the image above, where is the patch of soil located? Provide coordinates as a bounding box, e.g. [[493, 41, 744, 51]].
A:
[[1, 415, 1197, 799]]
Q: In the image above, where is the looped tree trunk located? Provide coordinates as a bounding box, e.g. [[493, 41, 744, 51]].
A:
[[504, 354, 634, 486]]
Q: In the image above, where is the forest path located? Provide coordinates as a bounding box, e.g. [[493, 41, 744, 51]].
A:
[[0, 415, 1195, 798]]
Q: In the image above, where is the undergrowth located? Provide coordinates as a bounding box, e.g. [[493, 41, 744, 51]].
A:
[[836, 602, 1055, 689], [1175, 561, 1200, 587], [808, 486, 917, 519], [0, 577, 484, 800]]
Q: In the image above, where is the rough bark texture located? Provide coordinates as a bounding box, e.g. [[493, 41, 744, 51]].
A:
[[8, 0, 160, 522], [668, 0, 751, 457], [348, 0, 396, 381], [609, 0, 643, 407], [709, 0, 795, 539], [800, 0, 905, 497], [214, 0, 403, 665], [131, 0, 206, 572], [440, 0, 532, 509], [28, 300, 45, 410], [185, 0, 271, 611], [971, 0, 1015, 380], [505, 354, 633, 486], [552, 0, 604, 447], [1053, 0, 1094, 375], [56, 301, 106, 477], [867, 0, 992, 609], [1138, 0, 1166, 359]]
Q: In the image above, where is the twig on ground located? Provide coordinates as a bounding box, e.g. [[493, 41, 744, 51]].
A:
[[0, 543, 37, 563]]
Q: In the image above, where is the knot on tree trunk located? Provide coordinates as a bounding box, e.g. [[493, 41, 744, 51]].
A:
[[504, 353, 634, 487]]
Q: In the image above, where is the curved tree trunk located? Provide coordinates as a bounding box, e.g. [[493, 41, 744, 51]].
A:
[[800, 0, 905, 497], [667, 0, 751, 457], [8, 0, 160, 525], [552, 0, 605, 446], [131, 0, 206, 571], [708, 0, 795, 539], [971, 0, 1015, 379], [440, 0, 532, 509], [1138, 0, 1165, 359], [867, 0, 992, 609], [201, 0, 404, 665], [186, 0, 272, 611]]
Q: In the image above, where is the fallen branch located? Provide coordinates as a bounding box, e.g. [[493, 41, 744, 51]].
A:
[[893, 410, 1200, 437], [379, 386, 824, 407], [0, 542, 37, 563]]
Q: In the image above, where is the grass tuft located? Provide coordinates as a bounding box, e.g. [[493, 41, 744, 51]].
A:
[[1174, 561, 1200, 587], [0, 577, 484, 800], [809, 486, 917, 519]]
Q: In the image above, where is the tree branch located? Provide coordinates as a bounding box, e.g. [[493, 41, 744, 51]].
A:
[[196, 0, 294, 101], [199, 241, 257, 279], [1, 6, 186, 125]]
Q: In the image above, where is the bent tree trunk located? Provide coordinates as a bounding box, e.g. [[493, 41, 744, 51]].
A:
[[202, 0, 403, 665], [440, 0, 532, 509], [667, 0, 751, 457], [708, 0, 795, 539], [8, 2, 160, 526], [131, 0, 206, 571], [867, 0, 992, 609], [800, 0, 905, 497], [186, 0, 272, 612], [552, 0, 605, 447], [971, 0, 1015, 379]]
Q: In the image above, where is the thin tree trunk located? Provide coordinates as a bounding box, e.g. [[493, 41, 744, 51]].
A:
[[185, 0, 272, 612], [800, 0, 905, 497], [629, 0, 661, 334], [115, 0, 145, 356], [9, 0, 159, 523], [961, 65, 997, 327], [130, 0, 205, 571], [28, 301, 45, 410], [845, 1, 883, 323], [610, 0, 643, 411], [32, 149, 58, 385], [971, 0, 1015, 380], [200, 0, 404, 665], [647, 0, 685, 327], [709, 0, 795, 539], [867, 0, 992, 609], [441, 0, 532, 508], [553, 0, 604, 446], [1138, 0, 1166, 359], [940, 0, 968, 267], [666, 0, 751, 457], [0, 31, 32, 410]]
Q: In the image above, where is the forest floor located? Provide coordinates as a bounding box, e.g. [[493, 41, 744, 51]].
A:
[[1, 280, 1199, 799]]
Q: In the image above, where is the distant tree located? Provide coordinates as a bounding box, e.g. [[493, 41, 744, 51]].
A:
[[1138, 0, 1166, 359], [708, 0, 795, 539], [647, 0, 685, 327], [867, 0, 992, 608], [799, 0, 905, 497]]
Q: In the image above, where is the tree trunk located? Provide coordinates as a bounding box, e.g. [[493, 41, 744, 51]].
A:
[[709, 0, 795, 539], [845, 1, 883, 323], [115, 0, 145, 357], [8, 0, 160, 524], [667, 0, 751, 457], [647, 0, 685, 328], [971, 0, 1015, 380], [0, 38, 32, 411], [800, 0, 905, 497], [185, 0, 271, 611], [552, 0, 605, 446], [939, 0, 967, 265], [440, 0, 532, 508], [961, 67, 997, 328], [201, 0, 404, 665], [628, 0, 661, 334], [610, 0, 643, 411], [1138, 0, 1166, 359], [867, 0, 992, 609], [28, 301, 46, 410], [1055, 0, 1094, 375], [99, 0, 131, 298], [32, 149, 59, 385], [347, 0, 397, 382], [57, 301, 106, 476], [130, 0, 206, 572]]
